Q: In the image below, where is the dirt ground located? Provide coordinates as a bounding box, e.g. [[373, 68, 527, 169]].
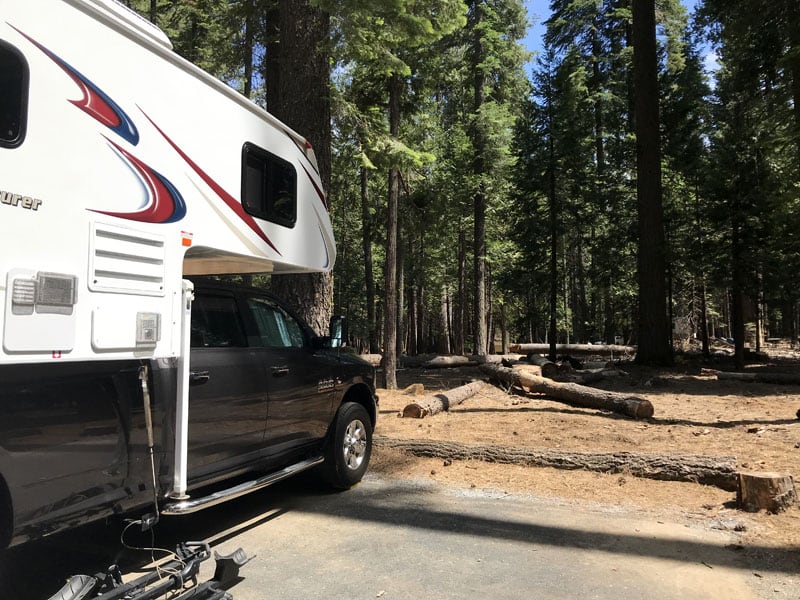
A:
[[368, 350, 800, 557]]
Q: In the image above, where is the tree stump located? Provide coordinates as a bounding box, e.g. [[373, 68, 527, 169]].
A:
[[736, 471, 797, 513]]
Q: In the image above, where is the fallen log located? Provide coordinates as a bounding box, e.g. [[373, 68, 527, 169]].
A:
[[422, 355, 478, 369], [480, 363, 654, 419], [402, 381, 485, 418], [359, 353, 383, 367], [511, 343, 635, 355], [399, 353, 437, 368], [715, 371, 800, 385], [526, 354, 561, 378], [737, 471, 797, 513], [375, 437, 737, 490], [471, 354, 525, 364]]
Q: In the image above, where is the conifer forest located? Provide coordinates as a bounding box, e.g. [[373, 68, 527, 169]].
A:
[[124, 0, 800, 384]]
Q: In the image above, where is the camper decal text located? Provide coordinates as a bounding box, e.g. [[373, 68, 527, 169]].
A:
[[1, 189, 43, 212]]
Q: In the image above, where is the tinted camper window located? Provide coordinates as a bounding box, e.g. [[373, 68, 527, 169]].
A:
[[0, 42, 28, 148], [242, 143, 297, 228]]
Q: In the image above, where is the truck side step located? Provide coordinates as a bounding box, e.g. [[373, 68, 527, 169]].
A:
[[162, 456, 325, 516]]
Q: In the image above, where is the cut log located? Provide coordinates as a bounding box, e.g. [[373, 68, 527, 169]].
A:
[[511, 343, 635, 355], [715, 371, 800, 385], [359, 353, 383, 367], [402, 383, 425, 395], [399, 353, 437, 368], [471, 354, 525, 364], [480, 363, 654, 419], [402, 381, 485, 418], [512, 363, 543, 378], [736, 471, 797, 513], [375, 437, 737, 490], [526, 354, 561, 378], [422, 355, 478, 369]]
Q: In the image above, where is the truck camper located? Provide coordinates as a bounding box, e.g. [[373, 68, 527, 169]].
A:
[[0, 0, 376, 549]]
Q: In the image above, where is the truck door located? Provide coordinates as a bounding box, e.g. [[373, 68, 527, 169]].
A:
[[243, 296, 336, 452], [187, 291, 268, 477]]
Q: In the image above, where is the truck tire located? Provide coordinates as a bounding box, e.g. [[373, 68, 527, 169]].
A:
[[321, 402, 372, 489]]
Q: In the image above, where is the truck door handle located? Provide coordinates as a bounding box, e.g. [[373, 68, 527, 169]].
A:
[[271, 365, 290, 377], [190, 370, 210, 385]]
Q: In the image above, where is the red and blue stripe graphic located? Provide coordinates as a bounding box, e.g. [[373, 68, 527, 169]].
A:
[[12, 25, 140, 145], [94, 138, 186, 223]]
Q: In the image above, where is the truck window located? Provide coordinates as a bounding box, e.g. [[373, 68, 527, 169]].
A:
[[246, 297, 305, 348], [190, 295, 247, 348], [0, 41, 28, 148], [241, 143, 297, 228]]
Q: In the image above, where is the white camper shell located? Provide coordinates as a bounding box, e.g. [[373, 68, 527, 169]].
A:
[[1, 0, 335, 365]]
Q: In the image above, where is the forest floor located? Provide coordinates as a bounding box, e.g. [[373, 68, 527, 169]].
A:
[[368, 344, 800, 567]]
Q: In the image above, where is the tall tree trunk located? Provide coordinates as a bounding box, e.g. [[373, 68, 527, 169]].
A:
[[454, 227, 466, 355], [699, 277, 710, 358], [382, 74, 402, 389], [265, 0, 333, 335], [632, 0, 672, 365], [361, 167, 378, 353], [397, 232, 405, 356], [243, 0, 254, 98], [472, 1, 488, 357]]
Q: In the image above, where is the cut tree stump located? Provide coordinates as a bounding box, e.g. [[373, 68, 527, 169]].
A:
[[402, 381, 485, 418], [480, 363, 654, 419], [375, 437, 738, 490], [736, 471, 797, 513]]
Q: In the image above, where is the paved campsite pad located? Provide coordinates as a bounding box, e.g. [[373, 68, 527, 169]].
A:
[[162, 477, 795, 599]]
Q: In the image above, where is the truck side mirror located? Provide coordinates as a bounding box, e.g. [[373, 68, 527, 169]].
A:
[[329, 315, 347, 348]]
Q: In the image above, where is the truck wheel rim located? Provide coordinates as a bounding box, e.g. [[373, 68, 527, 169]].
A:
[[343, 419, 367, 470]]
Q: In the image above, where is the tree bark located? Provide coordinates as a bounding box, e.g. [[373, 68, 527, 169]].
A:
[[375, 438, 737, 490], [401, 381, 485, 418], [480, 363, 654, 419]]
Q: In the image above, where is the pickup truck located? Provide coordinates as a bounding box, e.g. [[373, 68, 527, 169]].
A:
[[0, 278, 378, 548]]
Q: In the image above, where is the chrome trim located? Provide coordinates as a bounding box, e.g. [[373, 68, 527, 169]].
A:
[[162, 455, 324, 516]]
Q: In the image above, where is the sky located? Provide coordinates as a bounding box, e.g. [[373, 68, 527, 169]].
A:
[[521, 0, 715, 73]]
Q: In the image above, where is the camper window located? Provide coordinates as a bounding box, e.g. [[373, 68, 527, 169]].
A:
[[242, 143, 297, 228], [0, 42, 27, 148]]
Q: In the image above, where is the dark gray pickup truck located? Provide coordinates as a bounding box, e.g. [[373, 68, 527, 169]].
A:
[[0, 278, 377, 548]]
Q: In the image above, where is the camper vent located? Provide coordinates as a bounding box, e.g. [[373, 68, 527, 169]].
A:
[[89, 223, 166, 296]]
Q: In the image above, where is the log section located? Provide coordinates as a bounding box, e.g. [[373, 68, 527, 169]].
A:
[[736, 471, 797, 512], [511, 343, 635, 355], [480, 363, 654, 419], [402, 381, 485, 418], [375, 437, 737, 490]]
